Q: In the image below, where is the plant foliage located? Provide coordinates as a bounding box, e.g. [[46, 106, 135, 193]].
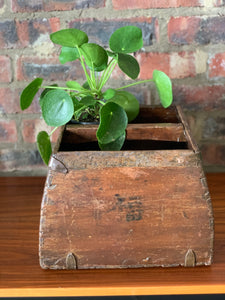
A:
[[20, 25, 173, 165]]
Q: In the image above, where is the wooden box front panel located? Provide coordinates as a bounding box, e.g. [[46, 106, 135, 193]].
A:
[[39, 150, 213, 269]]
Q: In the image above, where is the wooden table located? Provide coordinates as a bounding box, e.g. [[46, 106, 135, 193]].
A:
[[0, 174, 224, 297]]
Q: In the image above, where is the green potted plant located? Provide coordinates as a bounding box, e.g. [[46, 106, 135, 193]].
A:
[[21, 26, 213, 270], [20, 25, 173, 165]]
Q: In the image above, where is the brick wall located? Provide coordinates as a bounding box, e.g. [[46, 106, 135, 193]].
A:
[[0, 0, 225, 175]]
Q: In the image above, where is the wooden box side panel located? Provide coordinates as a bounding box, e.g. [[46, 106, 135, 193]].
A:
[[58, 105, 190, 151], [62, 123, 187, 146], [39, 154, 213, 269]]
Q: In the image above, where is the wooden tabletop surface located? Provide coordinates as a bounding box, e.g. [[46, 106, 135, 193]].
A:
[[0, 173, 224, 297]]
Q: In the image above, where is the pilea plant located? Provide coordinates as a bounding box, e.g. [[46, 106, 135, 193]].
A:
[[20, 25, 173, 165]]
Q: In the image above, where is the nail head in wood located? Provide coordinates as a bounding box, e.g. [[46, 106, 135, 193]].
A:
[[66, 252, 77, 269], [49, 155, 68, 174], [185, 249, 196, 267]]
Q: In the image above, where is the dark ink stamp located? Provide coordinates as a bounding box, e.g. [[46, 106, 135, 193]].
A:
[[114, 194, 144, 222]]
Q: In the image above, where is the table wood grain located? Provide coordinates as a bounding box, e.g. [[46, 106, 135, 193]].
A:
[[0, 173, 224, 297]]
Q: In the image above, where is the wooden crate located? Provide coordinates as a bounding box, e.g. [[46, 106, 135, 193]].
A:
[[39, 105, 214, 269]]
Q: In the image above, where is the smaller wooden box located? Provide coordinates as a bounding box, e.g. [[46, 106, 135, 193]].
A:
[[39, 106, 214, 269]]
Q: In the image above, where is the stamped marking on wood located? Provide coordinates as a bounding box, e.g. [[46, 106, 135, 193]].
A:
[[114, 194, 144, 222]]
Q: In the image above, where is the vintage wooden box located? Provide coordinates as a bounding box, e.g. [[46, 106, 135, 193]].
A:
[[39, 105, 214, 269]]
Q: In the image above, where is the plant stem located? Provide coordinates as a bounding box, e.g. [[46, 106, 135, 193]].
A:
[[97, 100, 105, 105], [41, 85, 77, 92], [41, 85, 92, 96], [90, 62, 97, 89], [102, 60, 117, 87], [97, 61, 111, 89], [76, 46, 94, 90], [49, 126, 58, 137], [98, 58, 117, 91], [115, 79, 154, 91], [96, 71, 101, 88]]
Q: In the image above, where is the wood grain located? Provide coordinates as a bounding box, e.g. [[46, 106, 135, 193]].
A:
[[62, 123, 186, 145], [0, 174, 225, 297], [40, 105, 212, 269], [60, 105, 186, 151], [40, 162, 213, 269]]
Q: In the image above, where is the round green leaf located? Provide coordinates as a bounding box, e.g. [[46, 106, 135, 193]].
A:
[[103, 88, 116, 100], [66, 81, 82, 91], [118, 53, 140, 79], [20, 78, 43, 110], [108, 91, 139, 122], [82, 81, 90, 89], [109, 26, 143, 54], [37, 131, 52, 165], [42, 90, 74, 127], [59, 46, 80, 64], [39, 84, 58, 108], [81, 43, 108, 71], [98, 132, 126, 151], [80, 95, 97, 106], [50, 28, 88, 47], [70, 94, 80, 107], [153, 70, 173, 108], [97, 102, 128, 144]]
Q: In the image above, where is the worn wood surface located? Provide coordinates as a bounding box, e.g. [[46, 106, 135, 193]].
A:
[[60, 105, 186, 149], [176, 106, 199, 153], [0, 174, 224, 296], [40, 163, 213, 269], [62, 123, 186, 146], [39, 106, 213, 270], [135, 105, 179, 123]]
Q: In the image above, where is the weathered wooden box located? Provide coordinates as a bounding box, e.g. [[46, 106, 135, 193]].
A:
[[39, 105, 214, 269]]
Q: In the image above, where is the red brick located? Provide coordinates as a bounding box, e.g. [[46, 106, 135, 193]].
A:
[[22, 119, 60, 143], [168, 16, 225, 45], [0, 88, 18, 114], [11, 0, 105, 12], [0, 56, 12, 83], [11, 0, 43, 12], [137, 53, 170, 80], [168, 17, 201, 45], [112, 0, 203, 9], [173, 85, 225, 110], [196, 16, 225, 44], [0, 149, 44, 172], [203, 115, 225, 139], [69, 17, 159, 47], [201, 144, 225, 166], [208, 53, 225, 78], [22, 119, 46, 143], [0, 120, 17, 143], [0, 87, 41, 114], [0, 18, 60, 49], [44, 0, 105, 11], [170, 52, 195, 78], [16, 55, 83, 81], [137, 52, 195, 80]]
